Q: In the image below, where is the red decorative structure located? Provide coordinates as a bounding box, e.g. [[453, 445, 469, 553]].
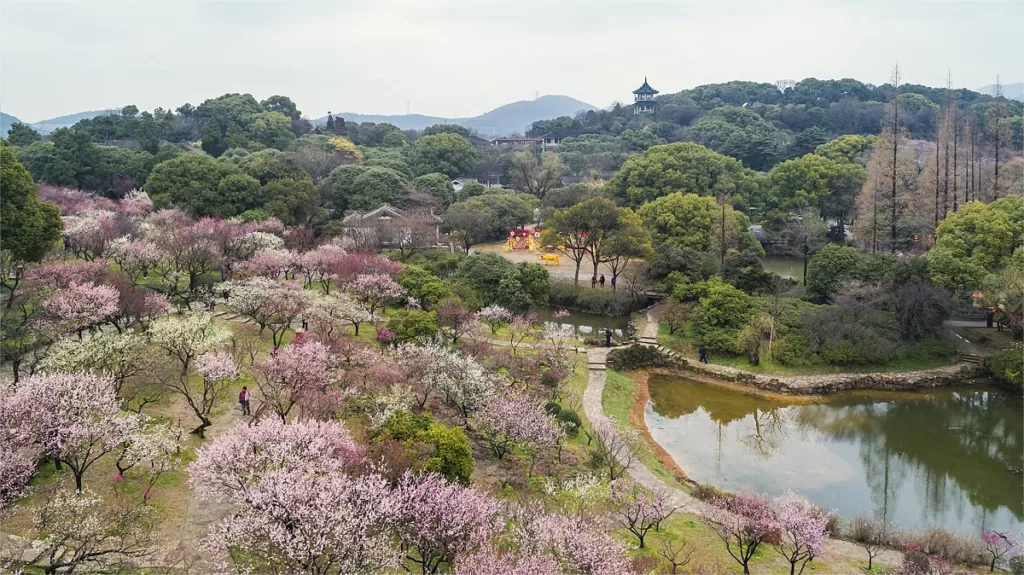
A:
[[506, 228, 541, 251]]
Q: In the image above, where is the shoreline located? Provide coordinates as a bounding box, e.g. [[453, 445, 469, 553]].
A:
[[628, 370, 693, 487]]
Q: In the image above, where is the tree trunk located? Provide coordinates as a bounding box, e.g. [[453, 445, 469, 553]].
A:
[[74, 471, 84, 493], [191, 417, 212, 437], [574, 260, 581, 285]]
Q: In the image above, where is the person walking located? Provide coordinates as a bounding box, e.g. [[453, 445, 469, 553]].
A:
[[599, 274, 606, 288], [698, 345, 709, 364], [610, 275, 616, 290], [239, 386, 251, 415], [591, 275, 597, 288]]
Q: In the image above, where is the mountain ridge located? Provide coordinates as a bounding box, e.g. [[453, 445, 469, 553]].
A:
[[317, 95, 597, 136]]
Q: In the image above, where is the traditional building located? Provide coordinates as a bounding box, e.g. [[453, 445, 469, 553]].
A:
[[632, 77, 658, 114]]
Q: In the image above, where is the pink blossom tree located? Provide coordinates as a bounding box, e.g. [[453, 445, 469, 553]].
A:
[[392, 472, 502, 574], [116, 189, 154, 218], [474, 394, 563, 463], [62, 210, 120, 261], [27, 259, 108, 290], [591, 418, 639, 481], [155, 220, 223, 292], [435, 299, 479, 344], [296, 243, 347, 293], [180, 351, 239, 436], [609, 477, 681, 549], [701, 492, 778, 575], [220, 278, 311, 347], [511, 506, 630, 575], [104, 237, 163, 285], [981, 530, 1018, 572], [0, 444, 35, 515], [476, 305, 513, 334], [253, 340, 341, 422], [771, 492, 830, 575], [238, 248, 296, 279], [41, 282, 119, 335], [330, 252, 402, 285], [7, 372, 125, 492], [507, 314, 538, 354], [349, 273, 406, 316], [454, 546, 560, 575], [188, 418, 364, 501]]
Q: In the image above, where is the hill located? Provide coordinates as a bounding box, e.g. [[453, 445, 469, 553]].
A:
[[30, 110, 118, 134], [1, 112, 25, 138], [318, 95, 597, 136], [979, 82, 1024, 101]]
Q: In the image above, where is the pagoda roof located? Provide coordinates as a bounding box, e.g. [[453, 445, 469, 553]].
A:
[[632, 77, 659, 95]]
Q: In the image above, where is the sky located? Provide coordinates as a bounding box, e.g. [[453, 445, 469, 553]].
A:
[[2, 0, 1022, 123]]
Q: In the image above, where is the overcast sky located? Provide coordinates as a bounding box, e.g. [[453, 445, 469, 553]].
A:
[[2, 0, 1021, 123]]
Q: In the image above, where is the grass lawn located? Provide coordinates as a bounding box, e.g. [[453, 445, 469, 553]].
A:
[[602, 369, 685, 489]]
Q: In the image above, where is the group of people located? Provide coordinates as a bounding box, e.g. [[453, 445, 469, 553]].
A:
[[590, 274, 615, 289]]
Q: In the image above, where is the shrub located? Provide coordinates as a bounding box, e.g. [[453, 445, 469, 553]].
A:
[[903, 527, 987, 566], [607, 345, 670, 371], [1009, 554, 1024, 575], [547, 278, 646, 315], [378, 409, 433, 442], [772, 333, 811, 366], [422, 423, 474, 485], [691, 483, 734, 502], [991, 344, 1024, 391], [544, 401, 562, 416], [386, 309, 440, 344], [556, 409, 582, 436]]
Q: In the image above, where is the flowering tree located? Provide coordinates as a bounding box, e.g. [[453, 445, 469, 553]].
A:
[[104, 237, 163, 285], [41, 282, 120, 335], [62, 210, 120, 261], [435, 299, 479, 344], [349, 273, 406, 316], [511, 507, 630, 575], [116, 189, 154, 218], [772, 492, 830, 575], [981, 530, 1018, 572], [591, 418, 639, 481], [454, 546, 560, 575], [189, 418, 364, 502], [156, 220, 223, 291], [609, 477, 680, 549], [330, 252, 403, 285], [307, 292, 374, 340], [474, 394, 563, 465], [476, 305, 513, 334], [701, 492, 778, 575], [229, 230, 285, 262], [239, 248, 296, 279], [207, 468, 400, 574], [221, 278, 311, 346], [7, 372, 126, 492], [0, 444, 35, 515], [392, 473, 502, 574], [14, 488, 155, 574], [435, 351, 499, 419], [27, 259, 108, 290], [107, 277, 171, 332], [253, 340, 341, 422], [111, 413, 182, 502], [507, 314, 539, 354], [178, 351, 239, 436], [148, 312, 232, 375], [296, 243, 347, 293], [39, 331, 151, 396]]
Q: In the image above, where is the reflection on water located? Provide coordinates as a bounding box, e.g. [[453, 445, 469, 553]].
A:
[[646, 375, 1024, 535], [762, 255, 805, 281], [533, 308, 629, 339]]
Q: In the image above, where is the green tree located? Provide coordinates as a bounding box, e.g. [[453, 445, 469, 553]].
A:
[[386, 309, 440, 344], [6, 122, 41, 147], [456, 180, 485, 201], [421, 124, 469, 137], [319, 164, 408, 214], [455, 254, 547, 311], [694, 276, 753, 352], [146, 152, 240, 216], [608, 142, 762, 209], [412, 173, 455, 207], [201, 119, 228, 157], [541, 197, 621, 283], [422, 423, 474, 485], [443, 201, 494, 254], [780, 208, 828, 285], [637, 192, 760, 257], [605, 208, 654, 288], [686, 106, 784, 170], [248, 111, 296, 150], [262, 178, 320, 225], [927, 200, 1016, 292], [0, 144, 62, 263], [217, 173, 264, 215], [260, 95, 301, 120], [410, 133, 477, 178], [396, 265, 453, 309], [806, 244, 862, 301], [230, 149, 308, 185], [814, 134, 878, 165]]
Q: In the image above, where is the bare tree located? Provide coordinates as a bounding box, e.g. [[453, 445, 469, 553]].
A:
[[781, 209, 827, 286], [509, 150, 564, 197], [849, 515, 895, 570], [657, 533, 697, 574], [592, 418, 640, 481], [986, 76, 1008, 197]]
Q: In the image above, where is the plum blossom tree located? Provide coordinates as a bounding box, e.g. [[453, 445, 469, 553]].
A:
[[330, 252, 403, 285], [189, 418, 364, 502], [349, 273, 406, 316], [474, 393, 563, 463], [177, 351, 239, 436], [296, 242, 347, 293], [307, 291, 374, 339], [62, 210, 119, 261], [591, 418, 639, 481], [701, 492, 778, 575], [15, 488, 155, 574], [39, 331, 151, 396], [849, 516, 894, 571], [434, 350, 499, 419], [476, 305, 513, 334], [511, 506, 630, 575], [41, 282, 119, 335], [116, 189, 154, 218], [111, 413, 183, 501], [0, 444, 35, 515], [392, 473, 502, 574], [7, 372, 126, 491], [981, 530, 1018, 572], [507, 314, 538, 354], [435, 299, 479, 344], [228, 230, 285, 262], [107, 277, 171, 332], [148, 312, 232, 375], [220, 277, 311, 347], [104, 237, 163, 285], [253, 340, 341, 422], [771, 492, 830, 575], [238, 248, 296, 279], [28, 259, 108, 290], [155, 220, 223, 292], [207, 468, 400, 575], [609, 477, 681, 549]]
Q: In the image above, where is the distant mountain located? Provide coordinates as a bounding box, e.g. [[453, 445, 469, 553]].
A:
[[29, 110, 118, 135], [1, 112, 25, 138], [978, 82, 1024, 101], [317, 95, 597, 137]]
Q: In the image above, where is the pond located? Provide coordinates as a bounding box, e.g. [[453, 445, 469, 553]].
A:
[[762, 255, 805, 282], [646, 375, 1024, 535], [533, 308, 630, 340]]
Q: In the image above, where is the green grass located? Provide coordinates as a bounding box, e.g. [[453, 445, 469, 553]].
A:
[[602, 369, 684, 489], [658, 323, 957, 377]]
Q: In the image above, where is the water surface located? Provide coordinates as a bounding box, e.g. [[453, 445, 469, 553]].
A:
[[762, 255, 805, 282], [646, 375, 1024, 535], [534, 308, 629, 339]]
